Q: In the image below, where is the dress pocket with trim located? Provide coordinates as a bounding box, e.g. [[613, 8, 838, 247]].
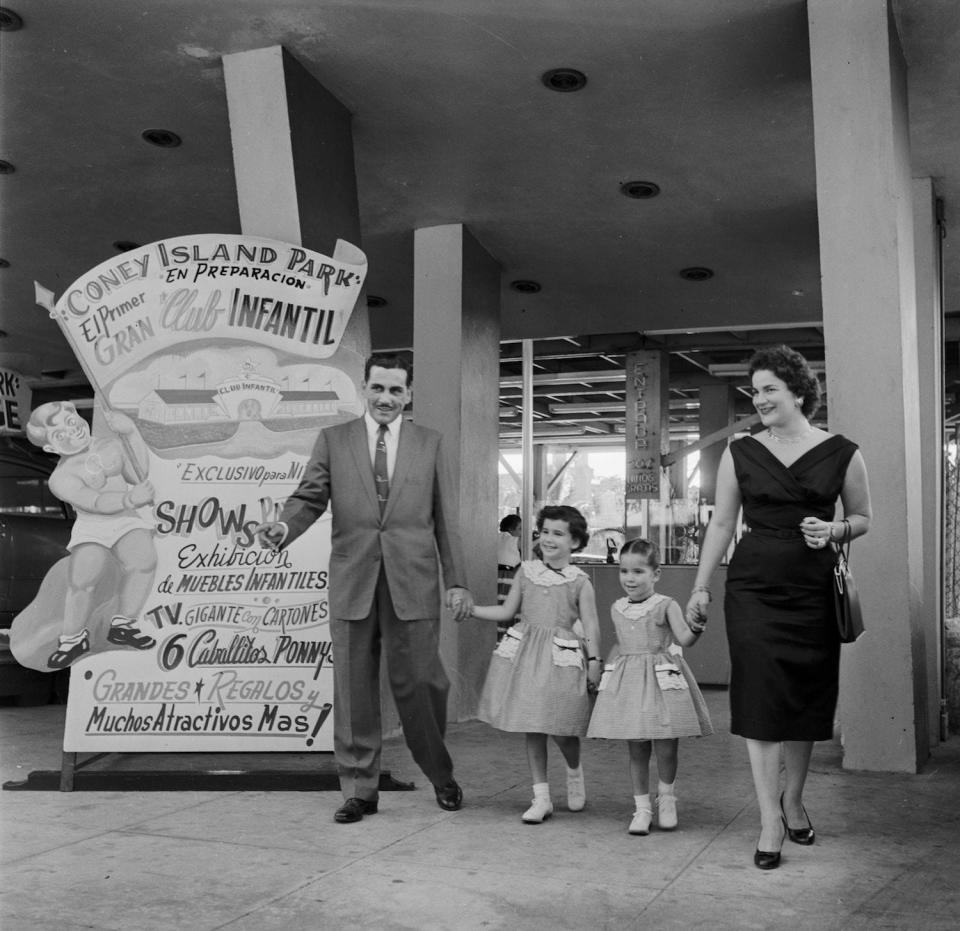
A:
[[654, 662, 689, 691], [552, 636, 584, 669], [597, 663, 616, 691], [493, 625, 523, 661]]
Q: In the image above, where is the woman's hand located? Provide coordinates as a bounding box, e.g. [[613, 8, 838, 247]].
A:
[[685, 590, 710, 628], [800, 516, 835, 550]]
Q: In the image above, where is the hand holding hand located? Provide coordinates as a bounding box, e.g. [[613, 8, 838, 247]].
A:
[[800, 516, 833, 550], [446, 587, 474, 622], [685, 590, 710, 628], [586, 660, 602, 692]]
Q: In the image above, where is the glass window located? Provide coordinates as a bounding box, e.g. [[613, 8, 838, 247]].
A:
[[0, 461, 70, 517], [498, 439, 743, 566]]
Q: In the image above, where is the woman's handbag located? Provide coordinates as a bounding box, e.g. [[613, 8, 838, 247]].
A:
[[833, 519, 865, 643]]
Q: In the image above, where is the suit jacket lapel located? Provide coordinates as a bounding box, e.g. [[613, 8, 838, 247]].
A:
[[348, 418, 380, 512], [385, 422, 418, 521]]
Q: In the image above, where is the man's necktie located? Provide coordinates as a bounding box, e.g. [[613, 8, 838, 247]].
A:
[[374, 424, 389, 514]]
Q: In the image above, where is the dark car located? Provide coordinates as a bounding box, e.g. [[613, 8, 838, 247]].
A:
[[0, 436, 73, 704]]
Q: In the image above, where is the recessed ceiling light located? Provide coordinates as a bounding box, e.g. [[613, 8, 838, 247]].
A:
[[679, 267, 714, 281], [113, 240, 141, 252], [141, 128, 182, 148], [0, 160, 14, 174], [620, 181, 660, 199], [0, 7, 23, 31], [541, 68, 587, 93], [366, 295, 387, 308], [510, 280, 542, 293]]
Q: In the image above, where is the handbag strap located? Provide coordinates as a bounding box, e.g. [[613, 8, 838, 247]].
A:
[[838, 517, 852, 560]]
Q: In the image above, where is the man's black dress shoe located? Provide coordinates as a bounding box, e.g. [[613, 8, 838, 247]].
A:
[[334, 797, 378, 823], [779, 793, 815, 845], [434, 779, 463, 811]]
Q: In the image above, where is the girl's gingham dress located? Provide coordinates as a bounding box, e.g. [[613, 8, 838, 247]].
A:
[[478, 561, 592, 736], [587, 594, 713, 740]]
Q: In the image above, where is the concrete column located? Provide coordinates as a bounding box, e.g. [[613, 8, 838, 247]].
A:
[[222, 45, 369, 360], [413, 224, 501, 720], [698, 384, 735, 505], [913, 179, 945, 746], [809, 1, 928, 770]]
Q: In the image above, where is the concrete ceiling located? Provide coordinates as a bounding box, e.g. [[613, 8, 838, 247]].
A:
[[1, 0, 958, 429]]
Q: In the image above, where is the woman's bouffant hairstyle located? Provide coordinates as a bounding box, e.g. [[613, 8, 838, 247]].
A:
[[536, 505, 590, 552], [618, 537, 661, 570], [748, 344, 822, 418]]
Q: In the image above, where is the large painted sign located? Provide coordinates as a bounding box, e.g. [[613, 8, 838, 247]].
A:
[[0, 366, 31, 434], [12, 234, 366, 751]]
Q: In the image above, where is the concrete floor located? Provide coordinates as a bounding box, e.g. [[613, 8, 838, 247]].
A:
[[1, 688, 958, 930]]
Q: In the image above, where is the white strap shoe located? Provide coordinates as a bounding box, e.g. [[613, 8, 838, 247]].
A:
[[629, 807, 653, 835], [521, 798, 554, 823], [566, 771, 586, 811], [656, 793, 678, 830]]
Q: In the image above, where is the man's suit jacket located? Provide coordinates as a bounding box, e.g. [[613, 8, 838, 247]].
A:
[[279, 417, 468, 621]]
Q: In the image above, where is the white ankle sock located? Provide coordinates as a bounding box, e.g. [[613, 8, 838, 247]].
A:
[[634, 793, 651, 811], [532, 782, 550, 801], [658, 780, 675, 797]]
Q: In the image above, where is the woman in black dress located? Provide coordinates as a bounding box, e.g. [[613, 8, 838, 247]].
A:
[[685, 345, 871, 870]]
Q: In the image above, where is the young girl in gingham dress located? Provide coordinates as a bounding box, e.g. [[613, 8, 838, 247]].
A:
[[471, 506, 602, 823], [587, 538, 713, 835]]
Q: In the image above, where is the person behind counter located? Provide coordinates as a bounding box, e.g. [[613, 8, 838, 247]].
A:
[[685, 344, 871, 870]]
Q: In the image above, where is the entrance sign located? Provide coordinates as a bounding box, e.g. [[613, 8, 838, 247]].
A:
[[624, 350, 669, 530], [14, 234, 366, 751]]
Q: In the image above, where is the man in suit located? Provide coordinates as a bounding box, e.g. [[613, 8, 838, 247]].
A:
[[255, 354, 473, 823]]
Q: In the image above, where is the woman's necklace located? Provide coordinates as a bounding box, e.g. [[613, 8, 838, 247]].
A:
[[767, 424, 812, 445]]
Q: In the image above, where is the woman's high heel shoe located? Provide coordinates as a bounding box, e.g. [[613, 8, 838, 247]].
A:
[[754, 822, 785, 870], [753, 847, 782, 870], [779, 793, 815, 845]]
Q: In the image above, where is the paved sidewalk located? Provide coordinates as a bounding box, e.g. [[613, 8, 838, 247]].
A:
[[1, 689, 959, 930]]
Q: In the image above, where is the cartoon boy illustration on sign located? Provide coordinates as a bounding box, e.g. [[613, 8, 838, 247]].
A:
[[24, 400, 158, 668]]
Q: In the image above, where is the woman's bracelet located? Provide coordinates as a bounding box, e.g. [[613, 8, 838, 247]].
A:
[[691, 585, 712, 601]]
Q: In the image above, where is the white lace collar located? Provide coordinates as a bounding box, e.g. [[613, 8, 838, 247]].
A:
[[522, 560, 585, 587], [615, 593, 667, 618]]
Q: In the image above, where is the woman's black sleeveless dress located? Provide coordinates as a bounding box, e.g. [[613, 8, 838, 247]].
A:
[[725, 434, 858, 741]]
